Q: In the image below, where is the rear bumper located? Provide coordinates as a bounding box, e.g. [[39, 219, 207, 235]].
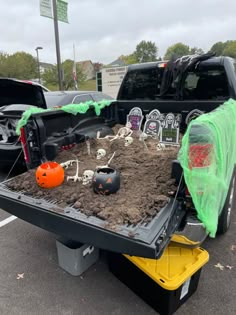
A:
[[171, 216, 208, 247]]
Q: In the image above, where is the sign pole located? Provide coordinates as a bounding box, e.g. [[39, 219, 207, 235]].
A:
[[52, 0, 63, 91]]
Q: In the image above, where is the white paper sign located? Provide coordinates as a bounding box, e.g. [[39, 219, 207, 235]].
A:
[[40, 0, 53, 19]]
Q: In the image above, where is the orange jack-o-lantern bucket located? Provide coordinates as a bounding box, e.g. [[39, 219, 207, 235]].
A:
[[36, 162, 64, 188]]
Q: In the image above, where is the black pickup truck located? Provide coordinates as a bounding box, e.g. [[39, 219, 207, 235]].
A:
[[0, 54, 236, 259]]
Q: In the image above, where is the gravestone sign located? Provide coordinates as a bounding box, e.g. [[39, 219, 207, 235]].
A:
[[160, 113, 180, 144], [143, 119, 161, 137], [146, 109, 161, 121], [127, 107, 144, 130], [185, 109, 204, 125]]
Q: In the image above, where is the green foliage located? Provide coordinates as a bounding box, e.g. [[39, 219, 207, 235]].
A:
[[164, 43, 190, 60], [0, 51, 37, 79], [120, 53, 138, 65], [210, 40, 236, 58], [134, 40, 158, 63], [42, 59, 86, 90], [222, 41, 236, 58], [79, 79, 96, 91], [210, 41, 226, 56]]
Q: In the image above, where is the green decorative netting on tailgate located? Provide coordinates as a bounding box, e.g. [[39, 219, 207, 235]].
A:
[[16, 99, 113, 135], [178, 98, 236, 237]]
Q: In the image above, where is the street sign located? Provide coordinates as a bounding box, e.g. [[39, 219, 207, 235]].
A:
[[57, 0, 69, 23], [40, 0, 53, 19], [40, 0, 68, 23]]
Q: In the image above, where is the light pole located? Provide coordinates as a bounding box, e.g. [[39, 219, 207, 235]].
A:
[[52, 0, 63, 91], [35, 46, 43, 84]]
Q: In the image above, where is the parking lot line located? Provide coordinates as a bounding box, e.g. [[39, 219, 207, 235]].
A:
[[0, 215, 17, 227]]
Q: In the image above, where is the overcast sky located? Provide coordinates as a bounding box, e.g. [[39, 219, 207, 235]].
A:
[[1, 0, 236, 64]]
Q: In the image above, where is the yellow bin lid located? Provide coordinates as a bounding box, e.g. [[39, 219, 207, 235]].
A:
[[124, 245, 209, 290]]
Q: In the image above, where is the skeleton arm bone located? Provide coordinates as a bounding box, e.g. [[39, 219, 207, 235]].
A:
[[67, 160, 82, 182]]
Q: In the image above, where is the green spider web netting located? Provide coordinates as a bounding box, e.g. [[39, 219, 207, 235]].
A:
[[178, 98, 236, 237], [16, 99, 113, 135]]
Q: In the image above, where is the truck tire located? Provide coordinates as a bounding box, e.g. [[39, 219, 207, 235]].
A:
[[217, 168, 236, 235]]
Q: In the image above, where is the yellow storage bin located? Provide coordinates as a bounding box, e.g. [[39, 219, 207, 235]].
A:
[[108, 245, 209, 315], [124, 245, 209, 290]]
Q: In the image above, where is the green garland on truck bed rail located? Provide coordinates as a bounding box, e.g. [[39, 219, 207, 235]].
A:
[[15, 99, 114, 136]]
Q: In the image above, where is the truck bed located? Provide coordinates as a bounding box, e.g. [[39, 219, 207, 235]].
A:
[[0, 177, 184, 258]]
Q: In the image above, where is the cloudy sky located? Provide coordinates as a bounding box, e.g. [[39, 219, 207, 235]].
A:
[[1, 0, 236, 64]]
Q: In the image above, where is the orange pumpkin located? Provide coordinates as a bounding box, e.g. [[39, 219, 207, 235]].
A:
[[36, 162, 64, 189]]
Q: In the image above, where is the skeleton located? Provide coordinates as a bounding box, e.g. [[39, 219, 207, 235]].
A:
[[96, 148, 106, 160], [67, 160, 82, 182], [60, 160, 77, 169], [124, 136, 133, 147], [82, 170, 94, 185], [97, 124, 133, 142]]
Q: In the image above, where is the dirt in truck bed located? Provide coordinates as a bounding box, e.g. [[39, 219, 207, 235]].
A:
[[7, 126, 180, 227]]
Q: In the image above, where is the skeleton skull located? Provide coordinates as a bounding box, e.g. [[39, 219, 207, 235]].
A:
[[157, 143, 166, 151], [124, 136, 133, 147], [96, 149, 106, 160], [82, 170, 94, 185]]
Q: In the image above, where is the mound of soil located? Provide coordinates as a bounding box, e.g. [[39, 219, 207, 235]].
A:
[[7, 128, 180, 227]]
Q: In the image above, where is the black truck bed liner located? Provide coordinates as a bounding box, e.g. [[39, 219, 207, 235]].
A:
[[0, 177, 184, 258]]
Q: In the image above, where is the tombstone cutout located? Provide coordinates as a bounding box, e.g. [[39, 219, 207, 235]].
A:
[[185, 109, 204, 125], [127, 107, 144, 131], [160, 113, 180, 145], [146, 109, 161, 121], [143, 119, 161, 137]]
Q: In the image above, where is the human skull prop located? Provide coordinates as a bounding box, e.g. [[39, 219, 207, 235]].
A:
[[96, 148, 106, 160], [82, 170, 94, 185], [157, 143, 166, 151], [124, 136, 133, 147]]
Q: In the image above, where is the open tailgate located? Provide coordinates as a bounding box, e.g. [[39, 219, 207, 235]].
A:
[[0, 177, 184, 258]]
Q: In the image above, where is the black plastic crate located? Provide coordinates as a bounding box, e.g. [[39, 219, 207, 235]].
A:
[[108, 252, 203, 315]]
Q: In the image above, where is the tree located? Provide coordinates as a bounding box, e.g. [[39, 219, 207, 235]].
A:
[[222, 41, 236, 58], [42, 59, 86, 90], [210, 41, 226, 56], [164, 43, 190, 60], [120, 53, 138, 65], [0, 52, 9, 76], [0, 51, 37, 79], [134, 40, 158, 63]]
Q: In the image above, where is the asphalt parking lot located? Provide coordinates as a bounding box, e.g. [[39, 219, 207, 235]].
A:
[[0, 170, 235, 315]]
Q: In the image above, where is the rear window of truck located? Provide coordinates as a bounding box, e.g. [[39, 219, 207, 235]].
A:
[[119, 67, 164, 100], [183, 66, 229, 100]]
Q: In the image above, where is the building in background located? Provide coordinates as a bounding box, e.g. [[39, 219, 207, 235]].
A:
[[39, 62, 54, 74], [77, 60, 95, 80]]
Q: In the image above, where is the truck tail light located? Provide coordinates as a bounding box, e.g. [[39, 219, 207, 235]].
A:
[[187, 143, 214, 195], [189, 144, 213, 169], [20, 128, 30, 163]]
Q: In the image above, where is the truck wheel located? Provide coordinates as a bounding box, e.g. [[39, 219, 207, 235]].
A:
[[217, 168, 236, 235]]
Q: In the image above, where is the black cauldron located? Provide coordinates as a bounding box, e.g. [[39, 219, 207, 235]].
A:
[[92, 167, 120, 195]]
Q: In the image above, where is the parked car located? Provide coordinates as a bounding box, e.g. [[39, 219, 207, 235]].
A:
[[0, 78, 112, 168], [44, 91, 113, 108]]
